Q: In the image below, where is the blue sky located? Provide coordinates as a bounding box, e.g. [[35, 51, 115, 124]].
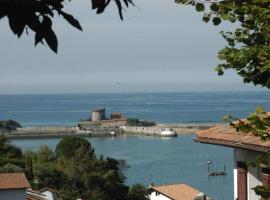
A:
[[0, 0, 266, 94]]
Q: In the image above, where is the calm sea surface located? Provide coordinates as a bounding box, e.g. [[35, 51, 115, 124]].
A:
[[1, 91, 270, 200]]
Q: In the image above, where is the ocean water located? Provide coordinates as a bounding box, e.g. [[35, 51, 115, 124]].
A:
[[0, 91, 269, 126], [1, 91, 270, 199], [13, 135, 233, 200]]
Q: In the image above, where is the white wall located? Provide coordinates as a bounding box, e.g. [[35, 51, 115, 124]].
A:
[[233, 149, 265, 200], [149, 191, 171, 200], [42, 190, 56, 200], [0, 189, 26, 200]]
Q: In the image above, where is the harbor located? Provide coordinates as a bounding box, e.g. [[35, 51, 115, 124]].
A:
[[5, 124, 210, 139], [11, 134, 234, 200], [4, 107, 213, 139], [1, 91, 269, 200]]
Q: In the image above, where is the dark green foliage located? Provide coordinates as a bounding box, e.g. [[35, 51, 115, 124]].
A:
[[0, 163, 23, 173], [127, 118, 140, 126], [253, 185, 270, 199], [0, 134, 22, 158], [55, 136, 94, 159], [195, 3, 205, 12], [0, 135, 143, 199], [176, 0, 270, 88], [0, 0, 133, 53], [34, 163, 65, 190], [224, 106, 270, 140], [0, 119, 22, 132], [128, 184, 150, 200], [36, 136, 131, 199]]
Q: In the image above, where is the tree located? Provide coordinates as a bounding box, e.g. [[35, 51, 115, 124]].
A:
[[54, 136, 130, 199], [0, 163, 23, 173], [55, 136, 94, 159], [175, 1, 269, 198], [127, 118, 140, 126], [128, 184, 149, 200], [176, 0, 270, 88], [0, 120, 22, 132], [0, 0, 134, 53], [35, 145, 55, 163]]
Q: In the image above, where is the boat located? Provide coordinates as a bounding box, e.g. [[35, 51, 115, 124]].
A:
[[208, 164, 226, 176], [160, 128, 177, 137], [76, 126, 90, 134], [109, 131, 116, 136]]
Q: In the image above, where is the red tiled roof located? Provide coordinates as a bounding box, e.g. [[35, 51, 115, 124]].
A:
[[0, 173, 30, 190], [150, 183, 211, 200], [195, 125, 270, 152]]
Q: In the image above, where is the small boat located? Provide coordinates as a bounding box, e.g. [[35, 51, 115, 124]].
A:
[[160, 128, 177, 137], [207, 159, 212, 165], [209, 171, 227, 176], [109, 131, 116, 136], [208, 164, 226, 176]]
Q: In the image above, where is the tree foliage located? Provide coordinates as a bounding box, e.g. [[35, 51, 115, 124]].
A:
[[175, 1, 269, 199], [127, 184, 150, 200], [225, 106, 270, 140], [0, 119, 22, 132], [127, 118, 140, 126], [55, 136, 94, 159], [0, 0, 134, 53], [176, 0, 270, 88]]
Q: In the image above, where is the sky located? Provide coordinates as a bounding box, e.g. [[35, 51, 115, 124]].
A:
[[0, 0, 266, 94]]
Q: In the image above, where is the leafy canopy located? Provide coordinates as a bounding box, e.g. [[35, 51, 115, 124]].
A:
[[176, 0, 270, 88], [0, 0, 134, 53], [55, 136, 94, 158], [225, 106, 270, 140]]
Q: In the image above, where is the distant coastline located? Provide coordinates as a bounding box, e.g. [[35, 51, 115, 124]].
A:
[[4, 122, 224, 139]]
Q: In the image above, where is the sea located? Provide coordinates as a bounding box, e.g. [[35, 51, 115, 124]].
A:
[[1, 91, 270, 200]]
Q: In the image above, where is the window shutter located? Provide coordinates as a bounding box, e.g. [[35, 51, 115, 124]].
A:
[[237, 162, 247, 200]]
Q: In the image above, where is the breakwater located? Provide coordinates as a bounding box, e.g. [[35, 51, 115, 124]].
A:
[[7, 126, 108, 139], [4, 123, 218, 139]]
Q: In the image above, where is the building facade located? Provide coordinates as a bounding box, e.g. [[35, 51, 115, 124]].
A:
[[149, 183, 210, 200], [0, 173, 30, 200], [195, 125, 270, 200]]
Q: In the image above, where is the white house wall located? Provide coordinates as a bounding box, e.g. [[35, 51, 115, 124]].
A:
[[42, 190, 55, 200], [233, 149, 265, 200], [149, 191, 172, 200], [0, 189, 26, 200]]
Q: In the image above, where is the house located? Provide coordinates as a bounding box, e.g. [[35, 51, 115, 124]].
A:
[[0, 172, 31, 200], [195, 125, 270, 200], [39, 188, 57, 200], [27, 188, 57, 200], [149, 183, 211, 200]]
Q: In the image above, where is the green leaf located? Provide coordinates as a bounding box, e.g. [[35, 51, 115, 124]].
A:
[[210, 3, 219, 12], [44, 29, 58, 53], [61, 11, 82, 31], [212, 17, 221, 25], [195, 3, 205, 12]]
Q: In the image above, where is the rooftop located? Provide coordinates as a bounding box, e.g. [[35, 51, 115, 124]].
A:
[[150, 183, 211, 200], [195, 125, 270, 153], [0, 173, 30, 190]]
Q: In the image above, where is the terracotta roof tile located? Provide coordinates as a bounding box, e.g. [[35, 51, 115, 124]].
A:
[[151, 183, 211, 200], [0, 173, 30, 190], [195, 125, 270, 152]]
